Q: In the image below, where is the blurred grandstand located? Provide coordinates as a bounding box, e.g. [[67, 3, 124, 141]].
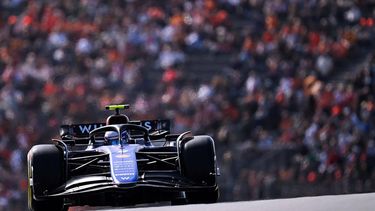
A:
[[0, 0, 375, 210]]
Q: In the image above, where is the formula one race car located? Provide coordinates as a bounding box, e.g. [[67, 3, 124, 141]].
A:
[[27, 105, 219, 211]]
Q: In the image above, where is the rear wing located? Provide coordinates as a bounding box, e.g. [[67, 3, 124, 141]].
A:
[[60, 120, 171, 139]]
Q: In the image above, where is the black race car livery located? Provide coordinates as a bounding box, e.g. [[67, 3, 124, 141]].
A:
[[27, 105, 219, 211]]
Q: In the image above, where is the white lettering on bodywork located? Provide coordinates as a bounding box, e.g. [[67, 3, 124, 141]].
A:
[[143, 121, 152, 131], [79, 125, 92, 133]]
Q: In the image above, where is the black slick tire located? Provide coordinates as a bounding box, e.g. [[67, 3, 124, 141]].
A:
[[27, 144, 66, 211], [180, 135, 219, 203]]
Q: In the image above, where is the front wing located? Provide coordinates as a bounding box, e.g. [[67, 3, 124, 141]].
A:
[[46, 174, 216, 198], [38, 173, 217, 206]]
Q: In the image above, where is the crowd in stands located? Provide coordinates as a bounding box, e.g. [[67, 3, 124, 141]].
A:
[[0, 0, 374, 210]]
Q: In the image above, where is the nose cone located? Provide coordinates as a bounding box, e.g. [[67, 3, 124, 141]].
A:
[[98, 145, 139, 184]]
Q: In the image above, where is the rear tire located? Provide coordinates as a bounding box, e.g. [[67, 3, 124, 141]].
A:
[[180, 135, 219, 203], [27, 144, 67, 211]]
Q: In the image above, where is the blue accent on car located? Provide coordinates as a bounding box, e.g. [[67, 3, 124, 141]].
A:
[[97, 145, 139, 184]]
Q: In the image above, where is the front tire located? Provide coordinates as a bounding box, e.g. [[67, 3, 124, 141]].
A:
[[180, 135, 219, 203], [27, 144, 66, 211]]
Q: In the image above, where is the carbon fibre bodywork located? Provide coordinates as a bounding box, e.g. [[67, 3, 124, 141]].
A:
[[29, 122, 219, 208]]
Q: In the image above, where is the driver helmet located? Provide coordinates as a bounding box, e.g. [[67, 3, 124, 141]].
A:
[[104, 131, 119, 145]]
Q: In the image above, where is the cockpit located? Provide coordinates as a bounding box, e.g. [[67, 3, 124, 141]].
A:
[[89, 123, 152, 147]]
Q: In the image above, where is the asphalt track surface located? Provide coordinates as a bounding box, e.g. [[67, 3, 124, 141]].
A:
[[77, 192, 375, 211]]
